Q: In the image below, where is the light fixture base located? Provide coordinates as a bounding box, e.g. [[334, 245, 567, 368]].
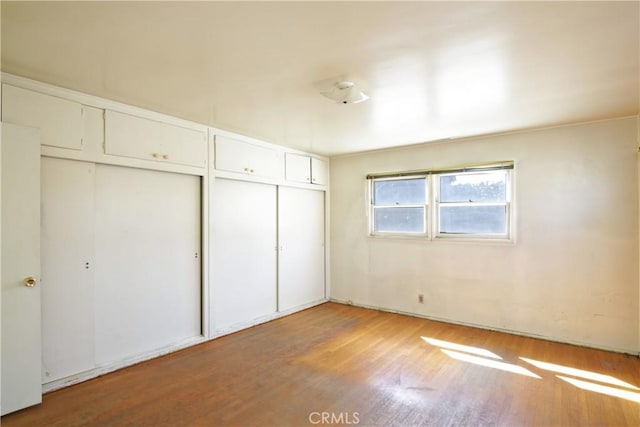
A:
[[321, 81, 368, 104]]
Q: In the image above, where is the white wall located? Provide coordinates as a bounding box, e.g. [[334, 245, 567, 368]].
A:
[[330, 117, 639, 354]]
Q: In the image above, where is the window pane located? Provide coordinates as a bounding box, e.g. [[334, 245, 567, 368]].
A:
[[374, 179, 426, 205], [440, 205, 507, 234], [440, 171, 506, 203], [374, 207, 425, 233]]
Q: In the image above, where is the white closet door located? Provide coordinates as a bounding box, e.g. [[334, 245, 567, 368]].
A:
[[210, 179, 277, 331], [278, 187, 325, 311], [41, 158, 95, 383], [94, 165, 201, 365]]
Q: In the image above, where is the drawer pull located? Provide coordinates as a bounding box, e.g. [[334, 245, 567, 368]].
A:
[[162, 154, 169, 160]]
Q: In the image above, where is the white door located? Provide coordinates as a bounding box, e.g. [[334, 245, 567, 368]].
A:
[[1, 123, 42, 415], [210, 179, 277, 331], [41, 158, 95, 383], [278, 187, 325, 311], [93, 165, 202, 365]]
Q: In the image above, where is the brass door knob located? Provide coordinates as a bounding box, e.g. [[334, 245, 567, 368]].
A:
[[23, 276, 37, 287]]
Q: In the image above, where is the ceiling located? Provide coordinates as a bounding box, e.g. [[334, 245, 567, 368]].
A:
[[1, 1, 638, 156]]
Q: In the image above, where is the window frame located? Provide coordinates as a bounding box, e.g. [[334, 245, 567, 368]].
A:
[[369, 175, 429, 237], [433, 169, 512, 240], [368, 163, 514, 242]]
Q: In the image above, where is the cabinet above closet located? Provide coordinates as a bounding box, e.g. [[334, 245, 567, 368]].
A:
[[2, 84, 83, 150], [1, 74, 329, 187], [104, 110, 207, 168], [285, 153, 328, 186], [214, 135, 283, 180]]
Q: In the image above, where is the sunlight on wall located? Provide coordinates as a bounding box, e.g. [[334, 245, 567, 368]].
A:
[[421, 336, 502, 359], [441, 349, 541, 379]]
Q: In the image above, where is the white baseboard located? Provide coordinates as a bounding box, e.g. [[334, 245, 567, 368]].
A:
[[42, 299, 329, 394], [209, 299, 328, 339], [42, 335, 207, 394], [330, 298, 640, 357]]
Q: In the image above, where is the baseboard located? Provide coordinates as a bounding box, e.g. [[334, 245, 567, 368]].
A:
[[209, 299, 329, 339], [42, 335, 208, 394], [330, 298, 640, 357], [42, 299, 330, 394]]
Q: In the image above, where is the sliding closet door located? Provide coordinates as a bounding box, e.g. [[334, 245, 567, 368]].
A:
[[41, 158, 95, 383], [278, 187, 325, 311], [210, 178, 277, 331], [94, 165, 201, 365]]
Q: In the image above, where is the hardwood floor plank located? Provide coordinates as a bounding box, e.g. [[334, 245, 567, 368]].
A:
[[3, 302, 639, 426]]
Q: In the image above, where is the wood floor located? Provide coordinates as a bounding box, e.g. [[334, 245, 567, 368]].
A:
[[3, 302, 639, 426]]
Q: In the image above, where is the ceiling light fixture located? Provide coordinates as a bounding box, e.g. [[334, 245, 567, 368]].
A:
[[321, 81, 369, 104]]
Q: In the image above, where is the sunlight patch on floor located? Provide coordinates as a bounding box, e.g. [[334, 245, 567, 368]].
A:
[[520, 357, 640, 390], [421, 336, 639, 403], [421, 337, 502, 359], [442, 350, 541, 378], [557, 376, 640, 403]]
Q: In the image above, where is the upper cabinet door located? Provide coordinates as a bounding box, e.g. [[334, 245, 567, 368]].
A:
[[2, 84, 83, 150], [284, 153, 328, 186], [285, 153, 311, 183], [311, 157, 328, 186], [104, 110, 207, 168], [215, 135, 282, 179]]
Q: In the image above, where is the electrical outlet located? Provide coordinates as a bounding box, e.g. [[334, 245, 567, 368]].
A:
[[418, 294, 424, 304]]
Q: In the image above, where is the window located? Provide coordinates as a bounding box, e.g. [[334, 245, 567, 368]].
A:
[[370, 177, 428, 235], [436, 170, 510, 237], [368, 163, 513, 240]]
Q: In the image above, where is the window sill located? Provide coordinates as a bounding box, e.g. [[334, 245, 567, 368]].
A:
[[369, 232, 429, 240], [433, 235, 515, 245], [368, 233, 515, 245]]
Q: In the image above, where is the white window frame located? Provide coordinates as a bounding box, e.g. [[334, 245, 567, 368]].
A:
[[369, 175, 429, 237], [368, 163, 514, 242], [433, 169, 512, 240]]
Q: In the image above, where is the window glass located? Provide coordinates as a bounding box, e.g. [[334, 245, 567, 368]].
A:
[[440, 171, 506, 203], [374, 207, 425, 233], [374, 179, 426, 205], [440, 205, 507, 234]]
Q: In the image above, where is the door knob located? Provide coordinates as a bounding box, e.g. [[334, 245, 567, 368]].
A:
[[23, 276, 37, 287]]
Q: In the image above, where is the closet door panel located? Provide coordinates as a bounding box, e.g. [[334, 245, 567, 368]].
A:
[[41, 158, 96, 382], [210, 179, 277, 331], [278, 187, 325, 311], [94, 165, 201, 365]]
